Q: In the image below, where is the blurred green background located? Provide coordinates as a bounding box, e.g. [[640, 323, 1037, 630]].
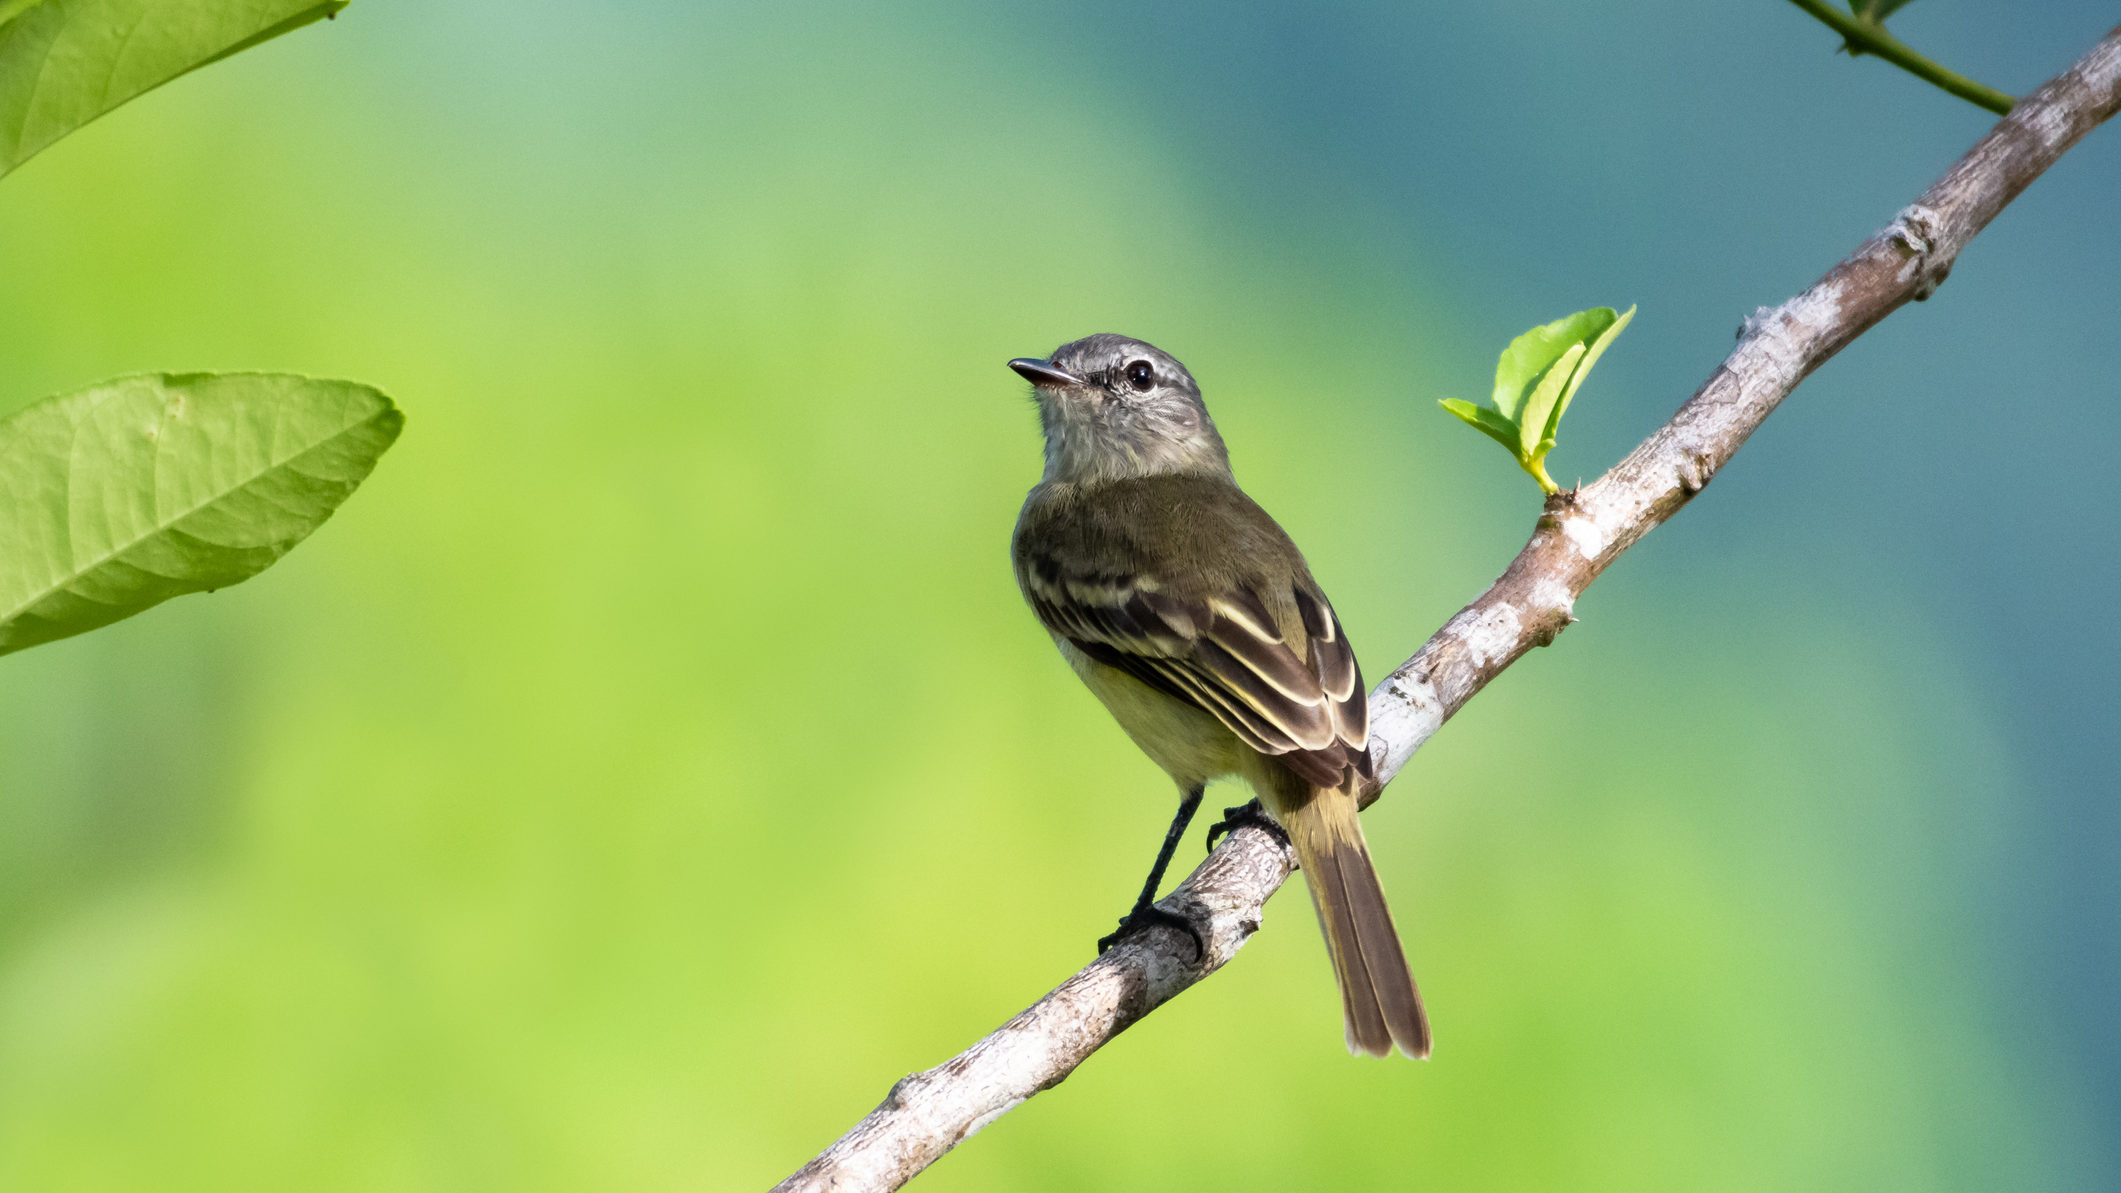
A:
[[1, 1, 2116, 1188]]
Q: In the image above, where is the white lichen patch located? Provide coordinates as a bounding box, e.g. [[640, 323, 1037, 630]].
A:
[[1782, 279, 1846, 333], [963, 1098, 1026, 1139], [1890, 205, 1940, 286], [1561, 516, 1606, 561], [1367, 674, 1445, 784], [2022, 94, 2076, 153], [1738, 279, 1846, 391], [1529, 578, 1575, 617], [1458, 601, 1523, 668]]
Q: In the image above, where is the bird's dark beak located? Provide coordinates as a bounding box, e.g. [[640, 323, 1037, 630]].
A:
[[1008, 357, 1083, 389]]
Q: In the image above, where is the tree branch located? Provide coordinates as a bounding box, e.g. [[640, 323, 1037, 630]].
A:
[[770, 25, 2121, 1193], [1784, 0, 2017, 115]]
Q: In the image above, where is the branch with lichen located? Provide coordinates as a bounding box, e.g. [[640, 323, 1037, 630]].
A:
[[768, 23, 2121, 1193]]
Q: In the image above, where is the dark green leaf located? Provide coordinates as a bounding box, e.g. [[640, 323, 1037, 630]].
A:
[[0, 372, 401, 656], [0, 0, 348, 179]]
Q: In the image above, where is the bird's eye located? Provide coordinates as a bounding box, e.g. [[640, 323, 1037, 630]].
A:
[[1125, 360, 1155, 391]]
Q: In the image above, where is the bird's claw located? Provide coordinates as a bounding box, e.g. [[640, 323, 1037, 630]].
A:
[[1096, 901, 1206, 962], [1204, 799, 1286, 853]]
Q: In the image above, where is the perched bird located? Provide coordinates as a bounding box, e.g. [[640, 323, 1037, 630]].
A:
[[1008, 334, 1429, 1059]]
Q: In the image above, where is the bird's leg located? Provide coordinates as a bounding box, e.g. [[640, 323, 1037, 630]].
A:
[[1097, 786, 1206, 960], [1204, 798, 1288, 853]]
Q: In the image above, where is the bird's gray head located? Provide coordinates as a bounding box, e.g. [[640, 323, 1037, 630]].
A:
[[1008, 334, 1231, 485]]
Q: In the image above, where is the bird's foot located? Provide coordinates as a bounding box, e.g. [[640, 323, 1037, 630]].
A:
[[1204, 799, 1287, 852], [1097, 900, 1205, 962]]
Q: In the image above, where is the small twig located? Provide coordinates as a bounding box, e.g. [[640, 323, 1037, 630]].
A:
[[769, 24, 2121, 1193], [1785, 0, 2016, 114]]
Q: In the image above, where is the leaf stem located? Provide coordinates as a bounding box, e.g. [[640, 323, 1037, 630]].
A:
[[1525, 457, 1559, 496], [1784, 0, 2015, 115]]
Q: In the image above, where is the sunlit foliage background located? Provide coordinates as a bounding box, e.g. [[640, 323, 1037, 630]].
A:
[[0, 2, 2116, 1188]]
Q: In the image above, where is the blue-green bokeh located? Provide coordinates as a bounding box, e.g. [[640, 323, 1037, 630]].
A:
[[0, 2, 2115, 1188]]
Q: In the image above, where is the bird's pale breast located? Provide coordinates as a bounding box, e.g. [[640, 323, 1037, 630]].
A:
[[1056, 637, 1244, 790]]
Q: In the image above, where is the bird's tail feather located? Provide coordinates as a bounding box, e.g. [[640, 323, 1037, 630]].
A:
[[1283, 790, 1430, 1059]]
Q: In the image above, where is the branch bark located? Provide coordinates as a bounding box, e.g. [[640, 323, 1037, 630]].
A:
[[771, 25, 2121, 1193]]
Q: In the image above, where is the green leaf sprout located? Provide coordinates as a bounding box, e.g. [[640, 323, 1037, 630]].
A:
[[1440, 305, 1634, 495]]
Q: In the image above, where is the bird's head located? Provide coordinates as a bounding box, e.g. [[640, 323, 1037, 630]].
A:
[[1010, 334, 1231, 485]]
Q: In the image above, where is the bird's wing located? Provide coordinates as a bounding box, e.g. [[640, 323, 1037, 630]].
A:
[[1021, 562, 1371, 790]]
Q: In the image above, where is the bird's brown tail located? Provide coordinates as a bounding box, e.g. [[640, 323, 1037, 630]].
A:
[[1282, 790, 1430, 1059]]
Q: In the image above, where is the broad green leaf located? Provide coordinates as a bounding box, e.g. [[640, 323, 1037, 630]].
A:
[[1490, 308, 1609, 423], [1438, 398, 1521, 453], [1515, 341, 1583, 460], [0, 372, 401, 656], [1546, 304, 1633, 444], [0, 2, 50, 29], [0, 0, 348, 179]]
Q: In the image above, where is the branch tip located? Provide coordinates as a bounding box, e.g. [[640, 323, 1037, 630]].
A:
[[1784, 0, 2017, 114]]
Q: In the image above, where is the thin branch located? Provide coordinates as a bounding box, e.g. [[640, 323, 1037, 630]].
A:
[[1785, 0, 2016, 115], [770, 25, 2121, 1193]]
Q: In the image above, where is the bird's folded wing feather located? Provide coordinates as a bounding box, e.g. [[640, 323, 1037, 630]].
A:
[[1022, 565, 1371, 790]]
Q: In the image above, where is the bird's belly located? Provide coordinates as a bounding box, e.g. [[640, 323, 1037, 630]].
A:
[[1057, 638, 1244, 788]]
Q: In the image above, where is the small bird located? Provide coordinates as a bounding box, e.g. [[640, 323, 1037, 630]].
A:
[[1008, 334, 1429, 1059]]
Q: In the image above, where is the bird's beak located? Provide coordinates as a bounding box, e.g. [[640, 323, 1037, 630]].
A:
[[1008, 357, 1084, 389]]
